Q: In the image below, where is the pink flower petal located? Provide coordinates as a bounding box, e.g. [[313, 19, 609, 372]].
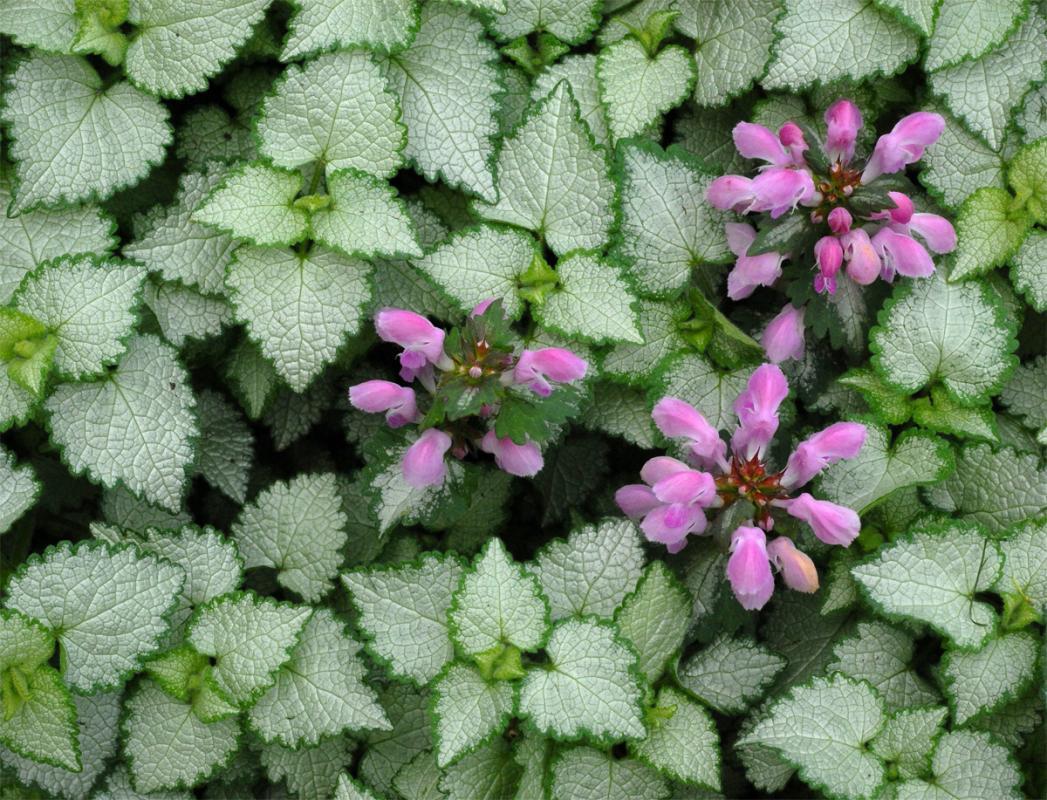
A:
[[908, 213, 957, 254], [640, 455, 693, 486], [480, 431, 543, 477], [727, 525, 775, 610], [733, 122, 791, 167], [824, 99, 863, 164], [762, 304, 806, 364], [782, 422, 867, 489], [872, 228, 934, 279], [767, 537, 819, 593], [841, 228, 881, 285], [780, 493, 860, 546], [731, 364, 788, 459], [750, 169, 816, 218], [402, 428, 452, 487], [727, 252, 785, 300], [651, 470, 717, 506], [615, 484, 660, 519], [651, 397, 727, 471], [707, 175, 756, 212]]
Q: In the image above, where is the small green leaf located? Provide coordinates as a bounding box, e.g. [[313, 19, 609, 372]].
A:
[[438, 737, 523, 800], [634, 686, 720, 790], [0, 664, 79, 772], [952, 187, 1033, 281], [1008, 136, 1047, 224], [535, 251, 642, 345], [192, 163, 309, 246], [359, 685, 430, 796], [994, 516, 1047, 616], [613, 562, 690, 684], [312, 169, 421, 259], [259, 736, 351, 800], [678, 635, 785, 715], [143, 281, 232, 348], [942, 631, 1038, 725], [869, 706, 948, 781], [432, 663, 514, 767], [0, 446, 38, 536]]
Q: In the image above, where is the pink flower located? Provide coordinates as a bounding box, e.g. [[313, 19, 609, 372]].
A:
[[827, 207, 852, 235], [778, 493, 860, 546], [813, 236, 843, 294], [767, 538, 819, 593], [872, 228, 934, 280], [750, 169, 816, 218], [513, 348, 587, 397], [617, 455, 718, 552], [732, 364, 788, 460], [651, 397, 728, 471], [862, 112, 945, 183], [725, 223, 786, 300], [907, 213, 957, 253], [651, 469, 717, 506], [727, 526, 775, 610], [733, 122, 792, 168], [781, 422, 867, 489], [707, 175, 757, 213], [374, 309, 447, 381], [778, 122, 808, 165], [840, 228, 881, 285], [402, 428, 453, 488], [348, 380, 420, 428], [641, 503, 707, 553], [762, 304, 805, 364], [480, 431, 543, 477], [615, 484, 659, 518], [824, 99, 863, 164]]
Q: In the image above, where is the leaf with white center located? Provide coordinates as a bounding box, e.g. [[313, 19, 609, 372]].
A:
[[0, 689, 121, 800], [597, 39, 694, 141], [380, 3, 499, 201], [529, 518, 644, 621], [14, 256, 144, 379], [678, 0, 783, 106], [551, 747, 669, 800], [2, 54, 171, 214], [941, 631, 1037, 725], [260, 736, 351, 799], [535, 252, 642, 344], [929, 14, 1046, 150], [520, 617, 645, 742], [233, 473, 346, 602], [311, 169, 421, 259], [283, 0, 417, 59], [613, 140, 731, 297], [489, 0, 601, 43], [476, 82, 614, 256], [896, 730, 1022, 800], [0, 0, 76, 51], [925, 0, 1027, 71], [449, 538, 549, 657], [7, 540, 183, 693], [187, 592, 310, 706], [258, 51, 405, 179], [192, 163, 308, 247], [678, 635, 785, 715], [925, 444, 1047, 531], [851, 521, 1001, 647], [193, 390, 252, 504], [123, 166, 237, 295], [827, 621, 939, 711], [871, 272, 1016, 404], [816, 423, 954, 515], [660, 354, 752, 431], [0, 665, 78, 772], [533, 54, 610, 147], [343, 553, 464, 685], [613, 562, 690, 684], [45, 334, 198, 511], [359, 685, 431, 795], [96, 764, 194, 799], [439, 737, 522, 800], [432, 663, 514, 767], [869, 707, 948, 781], [335, 773, 383, 800], [124, 0, 272, 98], [582, 382, 658, 449], [0, 447, 38, 536], [125, 679, 239, 793], [918, 106, 1006, 210], [414, 225, 535, 320], [143, 281, 231, 348], [741, 674, 886, 800], [0, 182, 115, 305], [763, 0, 919, 90], [634, 686, 720, 790], [873, 0, 938, 35], [1011, 230, 1047, 311], [952, 188, 1033, 281], [226, 244, 371, 392], [995, 517, 1047, 614], [249, 609, 388, 747]]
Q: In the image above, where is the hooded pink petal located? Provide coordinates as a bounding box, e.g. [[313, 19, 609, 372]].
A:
[[727, 252, 785, 300], [348, 380, 420, 428], [514, 348, 588, 396], [872, 228, 934, 279], [651, 470, 717, 506], [481, 431, 543, 477], [641, 503, 706, 549], [767, 537, 819, 593], [781, 422, 867, 490], [827, 207, 853, 235], [707, 175, 757, 212], [733, 122, 791, 167], [615, 484, 660, 519], [778, 122, 808, 165], [862, 112, 945, 182], [731, 363, 788, 459], [780, 493, 860, 546], [725, 222, 758, 256], [908, 213, 957, 253], [841, 228, 881, 285], [824, 99, 863, 164], [651, 397, 727, 470], [727, 525, 775, 610], [750, 169, 816, 218], [402, 428, 453, 487], [762, 304, 806, 364], [640, 455, 692, 486]]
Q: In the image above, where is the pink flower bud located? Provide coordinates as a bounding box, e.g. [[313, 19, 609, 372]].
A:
[[824, 99, 863, 164], [641, 502, 706, 551], [731, 364, 788, 460], [885, 191, 914, 224], [840, 228, 881, 285], [480, 431, 543, 477], [733, 122, 791, 167], [908, 213, 957, 254], [640, 455, 692, 486], [402, 428, 453, 487], [781, 422, 867, 489], [375, 309, 447, 377], [827, 207, 852, 235], [707, 175, 757, 213], [862, 112, 945, 183], [762, 304, 806, 364], [348, 380, 420, 428], [513, 348, 587, 397], [872, 228, 934, 279], [651, 397, 727, 471], [615, 484, 660, 519], [750, 169, 816, 219], [651, 469, 717, 506], [814, 236, 843, 276], [778, 122, 808, 164], [780, 493, 860, 546], [727, 525, 775, 610], [767, 537, 819, 593]]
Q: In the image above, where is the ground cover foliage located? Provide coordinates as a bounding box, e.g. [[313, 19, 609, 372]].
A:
[[0, 0, 1045, 798]]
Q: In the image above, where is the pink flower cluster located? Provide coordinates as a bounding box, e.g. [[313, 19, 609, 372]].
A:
[[349, 306, 587, 488], [616, 364, 867, 611], [707, 100, 957, 365]]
